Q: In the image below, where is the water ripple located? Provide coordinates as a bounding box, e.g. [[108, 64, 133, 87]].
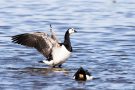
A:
[[0, 0, 135, 90]]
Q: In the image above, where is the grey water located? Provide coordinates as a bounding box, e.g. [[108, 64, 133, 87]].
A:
[[0, 0, 135, 90]]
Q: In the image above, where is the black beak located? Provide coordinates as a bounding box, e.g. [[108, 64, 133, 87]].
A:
[[74, 30, 77, 32]]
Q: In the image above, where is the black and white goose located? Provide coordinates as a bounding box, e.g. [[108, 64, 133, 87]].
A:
[[11, 25, 77, 67]]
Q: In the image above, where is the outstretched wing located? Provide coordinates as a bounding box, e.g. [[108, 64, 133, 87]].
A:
[[11, 32, 60, 58], [49, 24, 60, 43]]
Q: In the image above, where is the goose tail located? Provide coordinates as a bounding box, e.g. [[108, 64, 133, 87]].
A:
[[39, 60, 54, 66]]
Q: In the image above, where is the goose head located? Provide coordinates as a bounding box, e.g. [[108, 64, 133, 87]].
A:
[[68, 28, 77, 35]]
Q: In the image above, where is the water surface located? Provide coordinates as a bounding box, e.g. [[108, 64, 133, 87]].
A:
[[0, 0, 135, 90]]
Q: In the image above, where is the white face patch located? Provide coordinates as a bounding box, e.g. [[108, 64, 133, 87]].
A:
[[68, 28, 76, 34]]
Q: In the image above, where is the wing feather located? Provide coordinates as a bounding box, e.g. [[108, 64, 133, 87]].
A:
[[12, 32, 59, 58], [49, 24, 60, 43]]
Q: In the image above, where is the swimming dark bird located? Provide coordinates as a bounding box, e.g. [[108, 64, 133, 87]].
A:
[[11, 25, 77, 67], [73, 67, 93, 81]]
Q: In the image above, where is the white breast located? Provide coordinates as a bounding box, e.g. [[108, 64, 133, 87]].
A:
[[52, 45, 71, 65]]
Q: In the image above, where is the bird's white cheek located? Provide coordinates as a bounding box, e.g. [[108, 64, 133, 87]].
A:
[[69, 29, 74, 34]]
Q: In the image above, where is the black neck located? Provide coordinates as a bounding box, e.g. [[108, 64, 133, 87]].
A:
[[63, 31, 72, 52]]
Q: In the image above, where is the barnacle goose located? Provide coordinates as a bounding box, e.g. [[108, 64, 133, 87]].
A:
[[11, 25, 77, 67], [73, 67, 93, 81]]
